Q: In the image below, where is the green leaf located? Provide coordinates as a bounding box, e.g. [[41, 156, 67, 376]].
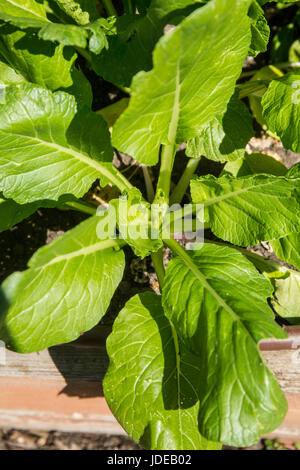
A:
[[0, 193, 77, 232], [0, 196, 39, 231], [0, 3, 116, 56], [0, 0, 47, 21], [0, 59, 25, 86], [222, 153, 287, 177], [104, 292, 221, 450], [0, 215, 125, 353], [0, 83, 131, 204], [186, 93, 254, 163], [63, 66, 93, 108], [273, 269, 300, 323], [0, 1, 77, 90], [0, 24, 76, 90], [191, 174, 300, 246], [92, 14, 163, 88], [148, 0, 204, 20], [245, 250, 300, 324], [248, 0, 270, 57], [289, 39, 300, 62], [262, 72, 300, 153], [287, 162, 300, 178], [270, 24, 294, 63], [162, 243, 287, 446], [271, 234, 300, 271], [110, 188, 163, 258], [52, 0, 90, 25], [97, 98, 129, 128], [112, 0, 251, 165]]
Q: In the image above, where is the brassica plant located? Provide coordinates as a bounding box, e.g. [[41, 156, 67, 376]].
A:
[[0, 0, 300, 450]]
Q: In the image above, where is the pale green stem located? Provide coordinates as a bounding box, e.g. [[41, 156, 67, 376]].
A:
[[102, 0, 118, 16], [155, 144, 176, 203], [63, 200, 97, 215], [170, 157, 200, 205], [151, 249, 165, 289], [142, 166, 155, 202]]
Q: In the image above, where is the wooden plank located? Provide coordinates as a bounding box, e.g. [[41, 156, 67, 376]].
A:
[[0, 377, 124, 435], [0, 326, 300, 439]]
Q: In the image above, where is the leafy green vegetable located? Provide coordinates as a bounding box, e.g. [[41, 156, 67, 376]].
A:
[[0, 215, 125, 353], [0, 0, 298, 451], [162, 242, 287, 446], [191, 174, 300, 245], [112, 0, 251, 165], [104, 292, 221, 450], [0, 83, 130, 203]]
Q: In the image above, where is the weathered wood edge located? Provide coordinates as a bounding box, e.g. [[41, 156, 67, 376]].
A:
[[0, 325, 300, 441]]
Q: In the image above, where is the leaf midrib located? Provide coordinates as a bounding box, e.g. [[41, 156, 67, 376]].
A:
[[2, 0, 48, 21], [30, 238, 125, 268], [0, 129, 132, 192], [196, 178, 292, 207]]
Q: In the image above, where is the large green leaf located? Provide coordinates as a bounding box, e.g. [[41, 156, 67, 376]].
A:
[[162, 243, 287, 446], [0, 215, 125, 353], [112, 0, 251, 165], [191, 174, 300, 246], [262, 72, 300, 153], [186, 93, 253, 163], [104, 292, 221, 450], [0, 83, 131, 204]]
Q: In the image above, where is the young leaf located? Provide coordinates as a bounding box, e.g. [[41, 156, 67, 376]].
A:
[[52, 0, 90, 25], [110, 188, 163, 258], [186, 93, 254, 163], [104, 292, 221, 450], [112, 0, 251, 165], [191, 174, 300, 246], [0, 4, 115, 55], [0, 215, 125, 353], [0, 83, 131, 204], [162, 243, 287, 446], [262, 72, 300, 153], [248, 0, 270, 57]]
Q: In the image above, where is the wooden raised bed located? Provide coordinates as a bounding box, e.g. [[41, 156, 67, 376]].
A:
[[0, 325, 300, 443]]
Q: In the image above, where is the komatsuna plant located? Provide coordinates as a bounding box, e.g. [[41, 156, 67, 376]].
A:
[[0, 0, 300, 450]]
